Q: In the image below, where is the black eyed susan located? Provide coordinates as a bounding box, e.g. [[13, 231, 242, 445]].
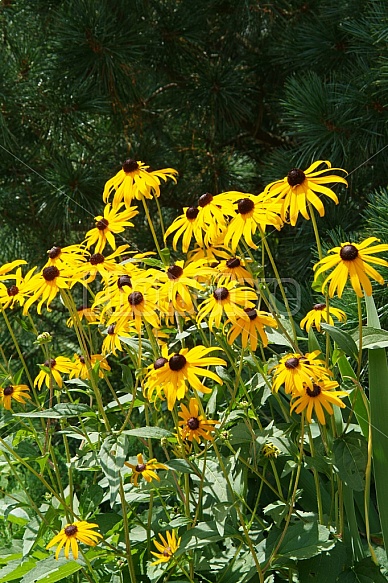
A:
[[178, 398, 218, 443], [164, 206, 203, 253], [271, 351, 332, 395], [194, 192, 236, 247], [46, 521, 103, 560], [0, 259, 27, 278], [290, 378, 347, 424], [34, 356, 74, 389], [69, 354, 111, 380], [22, 266, 69, 315], [101, 320, 137, 356], [45, 244, 87, 271], [76, 245, 130, 284], [264, 160, 348, 226], [152, 346, 226, 410], [197, 281, 258, 330], [103, 159, 178, 208], [300, 303, 346, 332], [313, 237, 388, 298], [215, 256, 254, 286], [66, 304, 98, 328], [143, 346, 169, 403], [0, 384, 31, 410], [151, 530, 181, 565], [84, 203, 138, 253], [110, 280, 160, 334], [158, 259, 213, 314], [0, 266, 36, 310], [223, 193, 283, 251], [227, 308, 278, 351], [124, 453, 168, 487]]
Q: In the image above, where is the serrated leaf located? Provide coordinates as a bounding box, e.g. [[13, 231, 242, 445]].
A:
[[122, 427, 173, 439], [332, 431, 367, 491], [20, 556, 83, 583], [321, 324, 358, 360]]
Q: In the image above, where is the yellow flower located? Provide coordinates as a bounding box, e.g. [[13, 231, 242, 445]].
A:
[[215, 256, 254, 286], [150, 346, 226, 410], [197, 281, 258, 330], [84, 203, 138, 253], [300, 303, 347, 332], [227, 308, 278, 351], [271, 351, 332, 395], [45, 244, 87, 270], [110, 280, 160, 334], [262, 442, 281, 459], [290, 378, 347, 424], [103, 159, 178, 208], [66, 305, 98, 328], [0, 266, 36, 310], [223, 193, 283, 251], [34, 356, 74, 389], [143, 347, 169, 403], [124, 453, 168, 487], [0, 384, 31, 410], [178, 398, 217, 443], [264, 160, 348, 226], [46, 521, 102, 560], [158, 259, 213, 315], [151, 530, 181, 565], [22, 266, 69, 315], [164, 206, 203, 253], [313, 237, 388, 298], [101, 320, 137, 356], [0, 259, 27, 278], [194, 192, 236, 247], [69, 354, 111, 380], [76, 245, 129, 284]]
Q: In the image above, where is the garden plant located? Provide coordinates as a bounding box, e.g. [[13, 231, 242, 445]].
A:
[[0, 154, 387, 583]]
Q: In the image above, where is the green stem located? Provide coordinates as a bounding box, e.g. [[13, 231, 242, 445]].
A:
[[307, 424, 323, 524], [356, 296, 363, 379], [141, 197, 166, 265], [119, 476, 137, 583]]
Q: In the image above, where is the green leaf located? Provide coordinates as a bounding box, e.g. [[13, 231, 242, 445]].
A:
[[79, 484, 104, 516], [278, 520, 333, 560], [332, 431, 367, 491], [265, 327, 293, 348], [122, 427, 174, 439], [14, 404, 94, 419], [337, 558, 388, 583], [298, 541, 348, 583], [99, 434, 129, 505], [0, 558, 36, 583], [166, 459, 194, 474], [20, 556, 83, 583], [336, 354, 369, 439], [176, 521, 239, 555], [356, 326, 388, 349], [321, 324, 358, 360], [308, 327, 321, 353]]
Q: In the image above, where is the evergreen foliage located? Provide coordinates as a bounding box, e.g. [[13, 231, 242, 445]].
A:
[[0, 0, 387, 271]]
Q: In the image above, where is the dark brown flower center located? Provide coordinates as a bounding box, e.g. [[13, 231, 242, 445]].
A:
[[237, 198, 254, 215], [96, 218, 109, 231], [306, 384, 322, 397], [287, 168, 306, 187], [285, 357, 300, 369], [122, 159, 139, 173], [187, 416, 200, 430], [186, 206, 199, 220], [213, 287, 229, 301], [90, 253, 105, 265], [48, 246, 61, 259], [167, 265, 184, 280], [107, 324, 116, 335], [163, 547, 172, 557], [64, 524, 78, 537], [313, 303, 326, 311], [44, 359, 56, 369], [3, 385, 14, 396], [340, 244, 358, 261], [43, 266, 60, 281], [169, 354, 187, 371], [7, 285, 19, 296], [117, 275, 132, 289], [226, 257, 241, 268], [135, 463, 146, 472], [244, 308, 257, 320], [79, 356, 86, 364], [198, 192, 213, 207], [154, 357, 168, 370], [128, 291, 143, 306]]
